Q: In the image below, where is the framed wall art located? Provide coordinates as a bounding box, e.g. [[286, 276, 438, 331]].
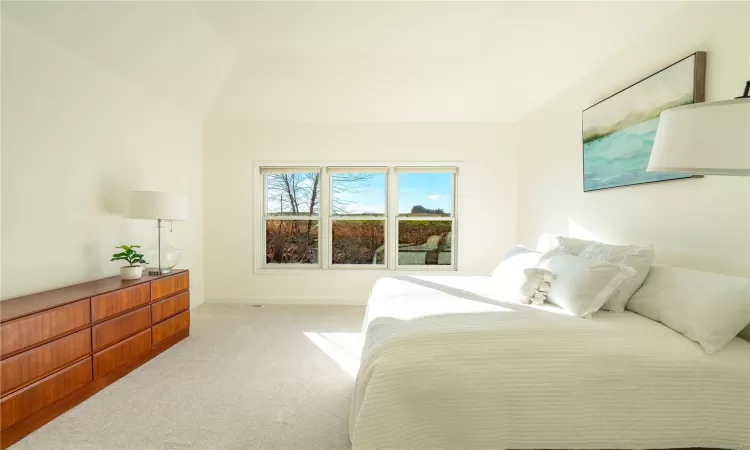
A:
[[582, 52, 706, 192]]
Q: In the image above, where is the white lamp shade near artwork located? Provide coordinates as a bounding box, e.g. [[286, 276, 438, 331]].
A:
[[648, 98, 750, 176], [129, 191, 189, 221]]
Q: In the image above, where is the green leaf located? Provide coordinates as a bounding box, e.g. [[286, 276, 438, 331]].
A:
[[112, 245, 148, 265]]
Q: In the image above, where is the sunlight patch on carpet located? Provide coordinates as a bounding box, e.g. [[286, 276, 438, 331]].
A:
[[303, 332, 363, 377]]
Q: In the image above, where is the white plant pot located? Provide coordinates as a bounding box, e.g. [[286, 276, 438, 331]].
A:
[[120, 266, 143, 281]]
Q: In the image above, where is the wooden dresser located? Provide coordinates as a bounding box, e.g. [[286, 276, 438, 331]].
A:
[[0, 270, 190, 448]]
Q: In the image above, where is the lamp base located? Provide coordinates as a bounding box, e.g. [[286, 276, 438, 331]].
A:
[[148, 268, 173, 276], [144, 221, 181, 275]]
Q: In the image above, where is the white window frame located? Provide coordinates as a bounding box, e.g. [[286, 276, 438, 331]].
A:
[[254, 162, 459, 273]]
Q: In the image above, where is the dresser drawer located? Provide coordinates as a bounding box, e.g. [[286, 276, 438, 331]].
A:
[[0, 329, 91, 397], [0, 299, 91, 358], [150, 272, 189, 302], [151, 292, 190, 324], [0, 356, 92, 430], [152, 310, 190, 346], [91, 283, 150, 323], [93, 328, 151, 378], [92, 306, 151, 353]]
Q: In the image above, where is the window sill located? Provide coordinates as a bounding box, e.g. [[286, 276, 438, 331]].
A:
[[254, 266, 457, 275]]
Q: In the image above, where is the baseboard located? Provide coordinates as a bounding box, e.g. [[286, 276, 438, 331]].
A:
[[204, 298, 367, 306]]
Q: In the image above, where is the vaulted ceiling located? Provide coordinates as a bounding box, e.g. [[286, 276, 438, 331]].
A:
[[1, 1, 725, 122], [1, 1, 236, 116]]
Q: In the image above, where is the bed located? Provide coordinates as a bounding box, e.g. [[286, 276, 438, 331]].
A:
[[349, 276, 750, 449]]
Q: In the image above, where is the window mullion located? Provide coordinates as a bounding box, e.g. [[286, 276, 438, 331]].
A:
[[451, 217, 457, 269], [387, 167, 397, 270], [451, 171, 457, 269], [331, 215, 385, 221], [262, 168, 268, 270], [320, 167, 330, 269], [395, 216, 453, 221]]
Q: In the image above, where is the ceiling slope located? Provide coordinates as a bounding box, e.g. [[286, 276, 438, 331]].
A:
[[2, 1, 236, 117], [200, 1, 694, 122]]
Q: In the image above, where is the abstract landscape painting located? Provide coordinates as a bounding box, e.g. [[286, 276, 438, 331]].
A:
[[583, 52, 705, 192]]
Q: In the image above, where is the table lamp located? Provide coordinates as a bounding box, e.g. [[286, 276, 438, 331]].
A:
[[648, 81, 750, 176], [129, 191, 189, 275]]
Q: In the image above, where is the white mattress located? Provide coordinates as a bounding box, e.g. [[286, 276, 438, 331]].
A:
[[350, 276, 750, 449]]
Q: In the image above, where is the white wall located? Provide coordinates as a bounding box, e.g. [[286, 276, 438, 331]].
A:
[[1, 18, 205, 307], [203, 121, 519, 304], [517, 2, 750, 278]]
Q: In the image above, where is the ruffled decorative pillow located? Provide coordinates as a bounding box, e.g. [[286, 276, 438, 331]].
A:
[[491, 246, 545, 302], [518, 268, 555, 305]]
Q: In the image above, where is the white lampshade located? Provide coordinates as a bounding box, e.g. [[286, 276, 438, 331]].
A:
[[129, 191, 189, 221], [648, 98, 750, 176]]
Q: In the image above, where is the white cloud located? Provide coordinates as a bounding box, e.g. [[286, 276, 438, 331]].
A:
[[427, 194, 443, 200]]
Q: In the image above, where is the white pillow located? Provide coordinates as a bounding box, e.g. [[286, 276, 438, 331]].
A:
[[491, 246, 545, 301], [627, 265, 750, 354], [536, 233, 595, 256], [578, 243, 655, 312], [539, 254, 635, 318]]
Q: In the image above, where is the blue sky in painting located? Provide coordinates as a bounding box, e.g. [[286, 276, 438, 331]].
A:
[[332, 172, 451, 215]]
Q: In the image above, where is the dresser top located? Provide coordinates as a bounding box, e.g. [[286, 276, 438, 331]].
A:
[[0, 269, 188, 323]]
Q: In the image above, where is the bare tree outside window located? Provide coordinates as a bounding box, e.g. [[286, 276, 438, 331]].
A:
[[266, 172, 320, 216], [265, 172, 379, 264], [265, 220, 319, 264], [331, 173, 383, 216]]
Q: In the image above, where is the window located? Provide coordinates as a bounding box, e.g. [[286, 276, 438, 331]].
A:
[[258, 165, 457, 270], [396, 170, 454, 267], [330, 169, 387, 266], [263, 169, 321, 265]]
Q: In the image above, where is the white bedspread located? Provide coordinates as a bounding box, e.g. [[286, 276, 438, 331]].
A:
[[350, 276, 750, 449]]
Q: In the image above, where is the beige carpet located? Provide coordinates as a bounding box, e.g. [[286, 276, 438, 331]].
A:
[[12, 304, 365, 450]]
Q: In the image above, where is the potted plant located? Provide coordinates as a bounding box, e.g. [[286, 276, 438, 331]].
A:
[[111, 245, 148, 280]]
